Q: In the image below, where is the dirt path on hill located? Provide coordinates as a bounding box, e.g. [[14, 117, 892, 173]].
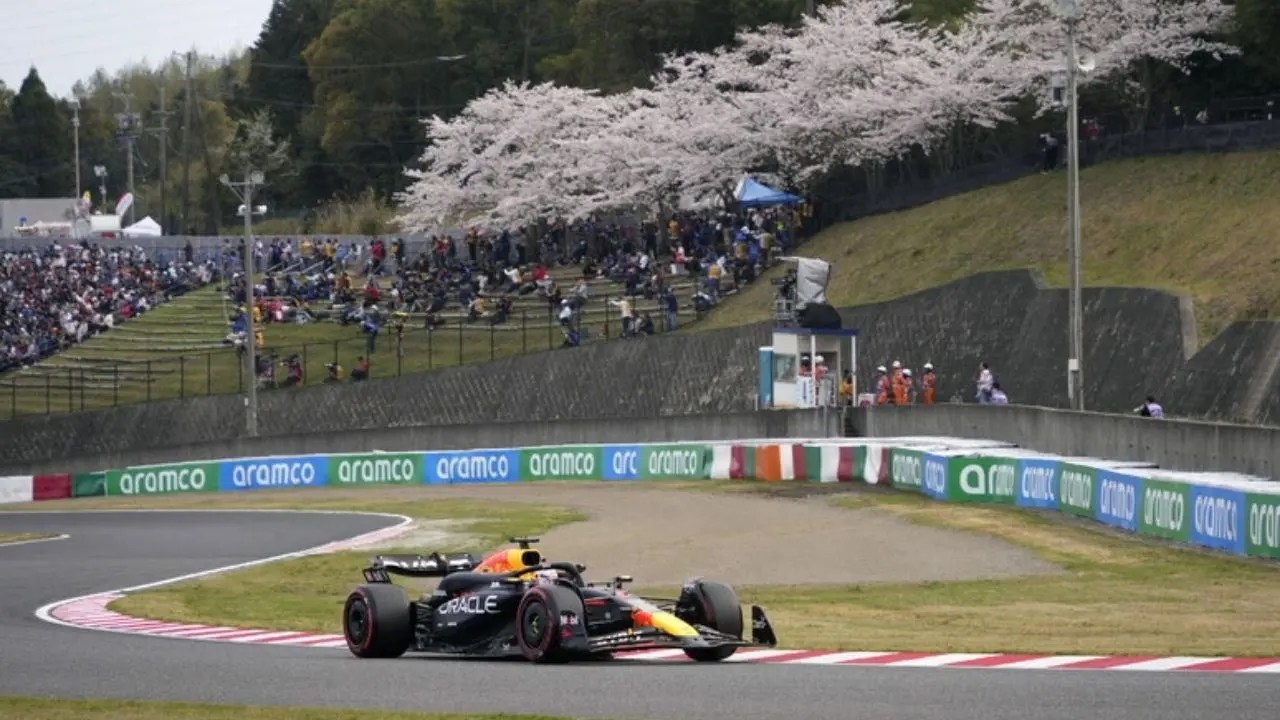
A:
[[405, 484, 1060, 586]]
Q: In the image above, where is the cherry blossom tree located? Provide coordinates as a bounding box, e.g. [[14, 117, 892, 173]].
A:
[[398, 0, 1237, 233], [967, 0, 1236, 118], [397, 81, 616, 231]]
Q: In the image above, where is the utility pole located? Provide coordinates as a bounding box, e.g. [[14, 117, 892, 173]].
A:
[[181, 51, 193, 235], [806, 0, 816, 16], [114, 91, 140, 226], [70, 98, 81, 196], [1062, 0, 1085, 411], [220, 171, 267, 437], [148, 87, 172, 234]]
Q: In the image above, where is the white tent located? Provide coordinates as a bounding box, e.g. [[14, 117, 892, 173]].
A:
[[123, 216, 162, 237]]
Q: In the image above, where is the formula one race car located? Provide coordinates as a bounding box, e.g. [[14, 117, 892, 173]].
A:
[[341, 537, 778, 663]]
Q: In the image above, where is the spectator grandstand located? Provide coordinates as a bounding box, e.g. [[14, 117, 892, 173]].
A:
[[1, 241, 219, 373], [0, 206, 807, 419]]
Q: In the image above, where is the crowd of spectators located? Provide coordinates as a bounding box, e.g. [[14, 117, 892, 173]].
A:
[[0, 203, 809, 384], [228, 204, 809, 348], [0, 241, 218, 373]]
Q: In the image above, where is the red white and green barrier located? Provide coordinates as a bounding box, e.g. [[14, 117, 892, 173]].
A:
[[4, 436, 1279, 560]]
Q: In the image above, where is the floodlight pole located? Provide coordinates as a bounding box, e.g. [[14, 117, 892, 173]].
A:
[[1063, 0, 1084, 411], [220, 170, 266, 437]]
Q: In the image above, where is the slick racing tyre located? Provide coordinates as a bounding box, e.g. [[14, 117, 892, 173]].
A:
[[681, 581, 743, 662], [343, 584, 412, 659], [516, 584, 585, 663]]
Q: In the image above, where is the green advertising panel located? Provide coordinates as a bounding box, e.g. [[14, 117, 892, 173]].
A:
[[521, 446, 603, 481], [331, 453, 422, 485], [1058, 463, 1096, 518], [640, 445, 708, 479], [947, 455, 1018, 504], [71, 472, 107, 498], [1246, 493, 1280, 560], [107, 462, 220, 496], [889, 448, 923, 491], [1139, 478, 1189, 541]]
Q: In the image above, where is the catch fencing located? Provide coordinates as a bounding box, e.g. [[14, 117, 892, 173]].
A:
[[0, 293, 691, 422]]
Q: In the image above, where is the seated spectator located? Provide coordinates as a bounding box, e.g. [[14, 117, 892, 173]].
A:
[[570, 278, 590, 308], [324, 362, 344, 382], [502, 265, 522, 291], [351, 356, 369, 381], [279, 354, 303, 388], [990, 382, 1009, 405], [692, 289, 715, 314], [532, 264, 550, 292], [635, 312, 654, 336], [704, 262, 722, 297], [491, 297, 512, 325]]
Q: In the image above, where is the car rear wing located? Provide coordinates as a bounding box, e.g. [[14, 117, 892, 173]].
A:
[[361, 552, 481, 583]]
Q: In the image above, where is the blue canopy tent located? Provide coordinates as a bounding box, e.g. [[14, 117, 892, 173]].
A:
[[734, 177, 803, 207]]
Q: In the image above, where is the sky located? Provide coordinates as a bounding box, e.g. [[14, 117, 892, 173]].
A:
[[1, 0, 276, 98]]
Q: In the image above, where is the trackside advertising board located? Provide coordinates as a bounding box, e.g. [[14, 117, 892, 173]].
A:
[[425, 450, 519, 484], [219, 456, 328, 491], [107, 462, 220, 496], [65, 439, 1280, 561]]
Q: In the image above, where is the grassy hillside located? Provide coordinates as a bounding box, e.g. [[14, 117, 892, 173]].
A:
[[694, 149, 1280, 343]]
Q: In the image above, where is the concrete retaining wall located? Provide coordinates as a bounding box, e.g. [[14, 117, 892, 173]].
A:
[[0, 409, 840, 476], [2, 269, 1278, 472], [850, 404, 1280, 479]]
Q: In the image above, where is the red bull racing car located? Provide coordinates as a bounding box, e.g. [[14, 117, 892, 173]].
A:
[[341, 537, 777, 663]]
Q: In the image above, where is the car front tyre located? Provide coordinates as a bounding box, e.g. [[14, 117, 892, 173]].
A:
[[682, 580, 743, 662], [343, 584, 412, 659]]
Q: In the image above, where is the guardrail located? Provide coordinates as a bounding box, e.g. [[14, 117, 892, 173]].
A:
[[4, 436, 1277, 561]]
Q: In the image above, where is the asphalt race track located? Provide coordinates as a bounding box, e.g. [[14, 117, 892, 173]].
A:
[[1, 510, 1277, 720]]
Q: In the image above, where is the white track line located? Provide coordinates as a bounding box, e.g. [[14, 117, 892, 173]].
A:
[[995, 655, 1104, 669], [792, 651, 898, 665], [887, 653, 997, 668], [0, 533, 70, 548], [34, 509, 414, 633], [1116, 657, 1222, 672], [1240, 662, 1280, 673]]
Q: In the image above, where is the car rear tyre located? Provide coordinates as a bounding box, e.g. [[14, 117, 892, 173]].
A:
[[343, 584, 411, 659], [516, 584, 584, 663], [682, 580, 743, 662]]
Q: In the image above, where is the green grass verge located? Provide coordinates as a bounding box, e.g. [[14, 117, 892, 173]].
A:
[[0, 532, 58, 545], [0, 696, 582, 720], [657, 484, 1280, 656], [88, 490, 585, 633], [40, 481, 1280, 656], [692, 150, 1280, 344]]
